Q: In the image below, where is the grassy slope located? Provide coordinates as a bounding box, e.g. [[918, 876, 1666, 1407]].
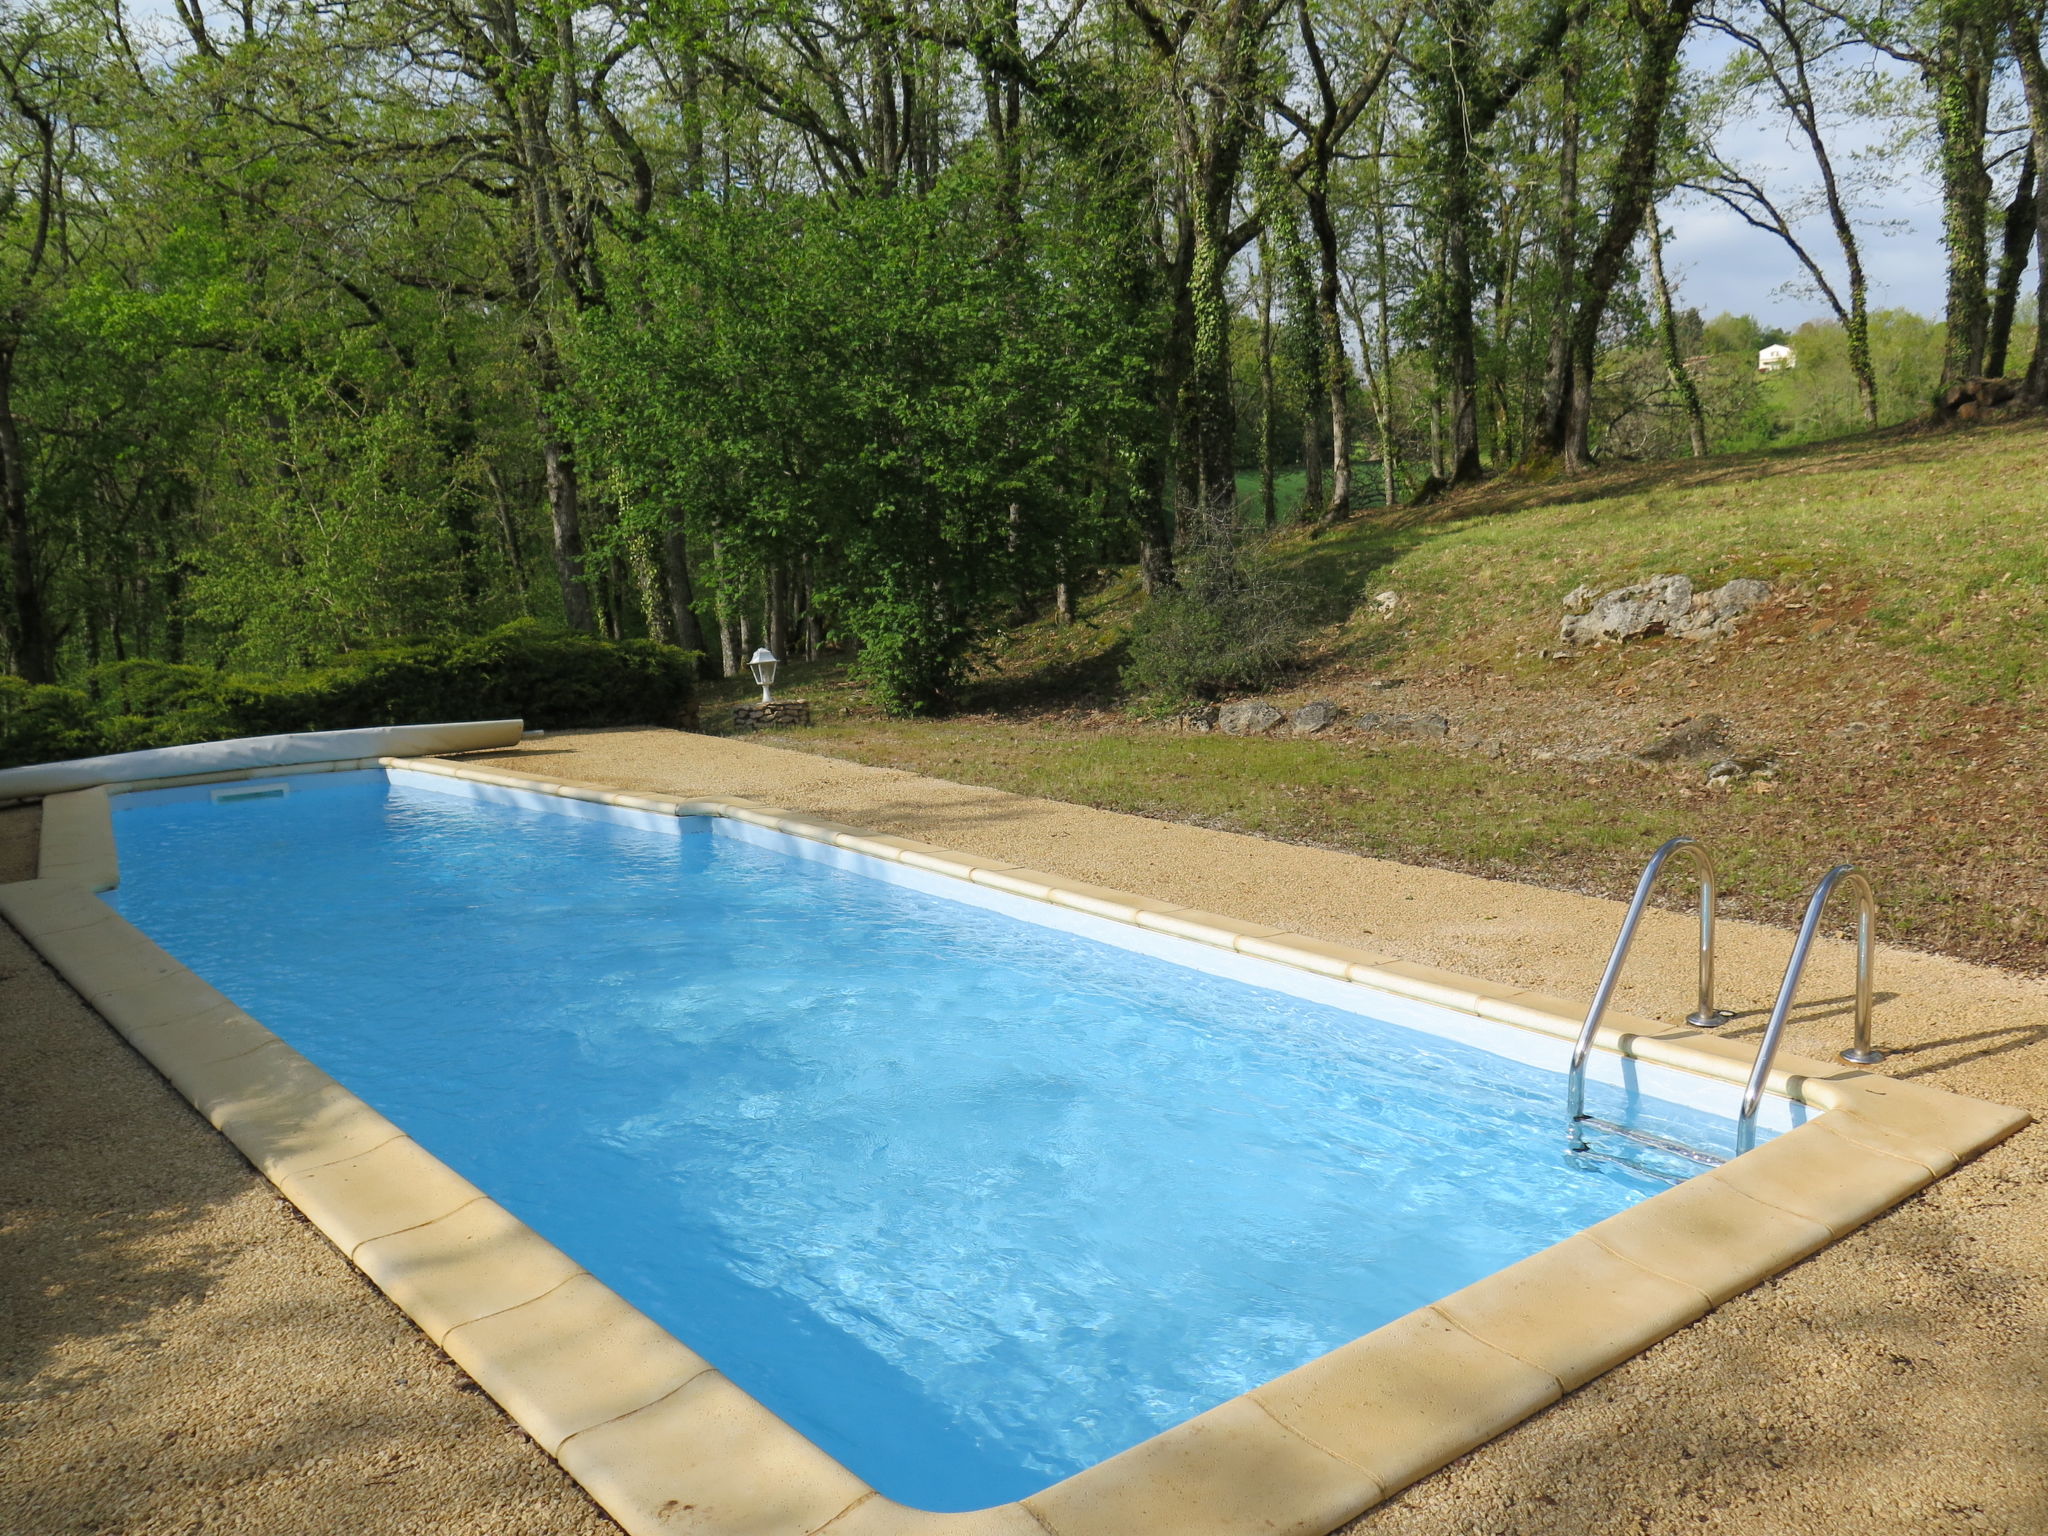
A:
[[710, 418, 2048, 970]]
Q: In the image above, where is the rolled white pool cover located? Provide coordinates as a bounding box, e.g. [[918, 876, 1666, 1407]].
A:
[[0, 719, 523, 802]]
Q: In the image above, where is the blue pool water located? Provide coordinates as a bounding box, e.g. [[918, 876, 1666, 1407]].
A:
[[109, 772, 1741, 1510]]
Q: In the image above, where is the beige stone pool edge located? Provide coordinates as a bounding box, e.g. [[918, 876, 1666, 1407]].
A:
[[0, 755, 2027, 1536]]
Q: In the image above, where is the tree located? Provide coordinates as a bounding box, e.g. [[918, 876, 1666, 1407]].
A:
[[1701, 0, 1882, 421]]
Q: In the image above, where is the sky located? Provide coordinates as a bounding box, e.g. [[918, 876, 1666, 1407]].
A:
[[1662, 33, 1952, 328]]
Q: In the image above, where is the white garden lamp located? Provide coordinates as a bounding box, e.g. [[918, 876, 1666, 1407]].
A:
[[748, 647, 779, 703]]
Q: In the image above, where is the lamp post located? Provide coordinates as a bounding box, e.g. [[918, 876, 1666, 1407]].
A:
[[748, 647, 779, 704]]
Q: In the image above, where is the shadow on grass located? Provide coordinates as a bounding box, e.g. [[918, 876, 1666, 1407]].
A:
[[960, 635, 1133, 714]]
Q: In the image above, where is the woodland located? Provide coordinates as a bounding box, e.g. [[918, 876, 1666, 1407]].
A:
[[1, 0, 2045, 714]]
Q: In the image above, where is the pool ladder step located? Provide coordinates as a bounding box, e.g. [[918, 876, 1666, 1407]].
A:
[[1565, 840, 1885, 1167]]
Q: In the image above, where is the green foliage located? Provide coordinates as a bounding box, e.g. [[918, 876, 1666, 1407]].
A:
[[574, 163, 1154, 716], [1715, 310, 1950, 450], [0, 622, 698, 770], [0, 677, 106, 771], [1120, 517, 1324, 702], [1700, 313, 1790, 355]]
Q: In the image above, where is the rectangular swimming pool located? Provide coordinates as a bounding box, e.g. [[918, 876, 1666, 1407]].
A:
[[106, 767, 1790, 1511]]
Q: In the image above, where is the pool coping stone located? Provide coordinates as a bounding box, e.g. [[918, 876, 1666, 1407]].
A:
[[0, 758, 2028, 1536]]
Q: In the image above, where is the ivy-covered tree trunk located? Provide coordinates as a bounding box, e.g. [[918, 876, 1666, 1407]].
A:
[[627, 526, 675, 644], [1414, 0, 1574, 483], [661, 529, 709, 663], [2013, 10, 2048, 403], [1258, 243, 1278, 527], [1931, 8, 1995, 385], [1988, 141, 2037, 377], [1647, 217, 1707, 457], [1552, 0, 1697, 471], [1183, 217, 1238, 516]]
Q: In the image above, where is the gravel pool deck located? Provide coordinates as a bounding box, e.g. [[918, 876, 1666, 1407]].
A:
[[4, 725, 2044, 1536]]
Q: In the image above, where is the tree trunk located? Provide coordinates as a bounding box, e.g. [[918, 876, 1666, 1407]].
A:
[[1554, 0, 1697, 470], [1537, 54, 1581, 453], [1440, 189, 1485, 483], [1182, 220, 1239, 516], [1989, 140, 2037, 378], [661, 529, 707, 663], [627, 526, 674, 643], [1258, 243, 1278, 527], [1132, 421, 1176, 592], [2014, 12, 2048, 403], [767, 564, 790, 659], [1416, 0, 1576, 483], [1647, 216, 1708, 457], [1300, 370, 1325, 521], [1932, 17, 1995, 386], [1305, 173, 1352, 518], [539, 427, 595, 633], [1757, 0, 1878, 424], [0, 343, 54, 683]]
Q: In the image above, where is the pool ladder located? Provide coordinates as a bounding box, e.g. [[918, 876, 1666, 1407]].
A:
[[1565, 840, 1886, 1168]]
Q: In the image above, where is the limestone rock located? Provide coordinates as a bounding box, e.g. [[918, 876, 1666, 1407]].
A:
[[1560, 574, 1772, 645], [1290, 700, 1341, 735], [1560, 574, 1693, 645], [1670, 578, 1774, 642], [1218, 700, 1285, 736]]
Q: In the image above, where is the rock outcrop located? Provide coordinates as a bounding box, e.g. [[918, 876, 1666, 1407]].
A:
[[1290, 700, 1341, 735], [1561, 575, 1772, 646], [1218, 700, 1285, 736]]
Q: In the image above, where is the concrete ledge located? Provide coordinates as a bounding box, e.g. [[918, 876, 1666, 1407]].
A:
[[4, 758, 2027, 1536], [37, 788, 118, 890]]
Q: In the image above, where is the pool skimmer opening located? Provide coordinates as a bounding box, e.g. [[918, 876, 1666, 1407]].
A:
[[210, 783, 289, 804]]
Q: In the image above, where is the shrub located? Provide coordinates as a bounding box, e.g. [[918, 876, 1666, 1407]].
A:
[[0, 622, 700, 771], [1120, 519, 1322, 703], [0, 677, 110, 771]]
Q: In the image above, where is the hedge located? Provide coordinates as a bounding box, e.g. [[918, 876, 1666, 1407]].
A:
[[0, 621, 700, 771]]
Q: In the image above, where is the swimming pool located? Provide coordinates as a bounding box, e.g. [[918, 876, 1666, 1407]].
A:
[[102, 767, 1787, 1511]]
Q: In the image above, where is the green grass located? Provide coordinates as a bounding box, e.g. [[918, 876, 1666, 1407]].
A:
[[1233, 467, 1311, 523], [712, 418, 2048, 969], [1231, 466, 1395, 525], [1262, 420, 2048, 702], [773, 711, 2038, 967]]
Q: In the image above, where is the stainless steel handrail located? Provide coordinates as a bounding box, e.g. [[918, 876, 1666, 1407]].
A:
[[1565, 837, 1733, 1152], [1737, 864, 1882, 1149]]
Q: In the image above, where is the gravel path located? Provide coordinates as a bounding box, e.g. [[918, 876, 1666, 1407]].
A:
[[0, 805, 619, 1536], [5, 729, 2044, 1534]]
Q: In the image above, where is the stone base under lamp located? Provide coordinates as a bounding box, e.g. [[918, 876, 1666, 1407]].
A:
[[730, 700, 812, 731]]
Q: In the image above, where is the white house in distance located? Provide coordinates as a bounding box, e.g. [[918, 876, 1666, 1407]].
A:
[[1758, 343, 1796, 372]]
